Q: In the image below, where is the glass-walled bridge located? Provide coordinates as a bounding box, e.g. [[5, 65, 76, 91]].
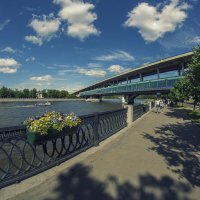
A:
[[74, 52, 193, 103], [79, 77, 182, 96]]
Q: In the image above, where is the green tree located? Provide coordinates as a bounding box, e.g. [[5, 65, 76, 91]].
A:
[[169, 78, 190, 106], [42, 90, 47, 98], [14, 89, 23, 98], [29, 88, 37, 98], [169, 46, 200, 109], [22, 89, 30, 98], [0, 86, 9, 98], [59, 90, 68, 98], [187, 46, 200, 109]]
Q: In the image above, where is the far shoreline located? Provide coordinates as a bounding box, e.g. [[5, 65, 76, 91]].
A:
[[0, 98, 84, 102]]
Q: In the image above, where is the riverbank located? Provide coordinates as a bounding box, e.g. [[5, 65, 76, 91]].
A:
[[0, 98, 84, 102], [1, 108, 200, 200]]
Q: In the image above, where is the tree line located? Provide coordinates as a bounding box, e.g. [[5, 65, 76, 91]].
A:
[[169, 46, 200, 110], [0, 87, 75, 98]]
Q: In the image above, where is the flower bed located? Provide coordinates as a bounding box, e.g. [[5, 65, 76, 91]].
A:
[[24, 111, 81, 144]]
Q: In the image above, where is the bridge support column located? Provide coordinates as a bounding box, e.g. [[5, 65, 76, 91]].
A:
[[123, 104, 133, 126], [121, 95, 135, 105], [121, 95, 132, 104], [122, 95, 126, 104], [157, 68, 160, 79]]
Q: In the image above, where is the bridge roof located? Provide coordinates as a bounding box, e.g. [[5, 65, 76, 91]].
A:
[[74, 51, 193, 94]]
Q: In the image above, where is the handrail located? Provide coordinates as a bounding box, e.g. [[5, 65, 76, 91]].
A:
[[0, 108, 127, 188]]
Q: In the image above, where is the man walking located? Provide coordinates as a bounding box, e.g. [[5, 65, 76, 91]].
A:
[[155, 99, 160, 113]]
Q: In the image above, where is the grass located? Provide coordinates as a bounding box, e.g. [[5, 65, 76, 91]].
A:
[[175, 102, 200, 124], [187, 109, 200, 124]]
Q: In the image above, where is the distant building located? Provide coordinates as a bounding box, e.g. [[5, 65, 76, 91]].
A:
[[36, 91, 43, 99]]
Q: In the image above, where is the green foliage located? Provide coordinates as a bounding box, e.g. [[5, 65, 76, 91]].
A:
[[187, 46, 200, 107], [169, 46, 200, 109], [169, 78, 190, 103], [0, 86, 70, 99], [187, 110, 200, 124], [41, 89, 69, 98], [24, 111, 81, 135]]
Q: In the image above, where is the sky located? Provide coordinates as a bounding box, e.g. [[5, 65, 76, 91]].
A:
[[0, 0, 199, 92]]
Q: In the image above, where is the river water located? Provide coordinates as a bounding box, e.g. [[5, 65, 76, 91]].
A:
[[0, 100, 121, 128], [0, 99, 145, 128]]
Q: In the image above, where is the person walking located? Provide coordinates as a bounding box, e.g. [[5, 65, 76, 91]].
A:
[[155, 99, 160, 113], [160, 99, 164, 112]]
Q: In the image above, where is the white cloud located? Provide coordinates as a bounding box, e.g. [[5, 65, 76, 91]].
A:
[[1, 46, 23, 54], [108, 65, 130, 74], [87, 63, 102, 68], [25, 14, 60, 45], [124, 0, 190, 42], [78, 68, 106, 77], [0, 19, 10, 31], [191, 36, 200, 44], [158, 26, 200, 49], [95, 50, 135, 62], [25, 56, 36, 62], [1, 47, 15, 53], [25, 35, 43, 46], [0, 58, 21, 74], [35, 82, 52, 86], [53, 64, 70, 68], [30, 75, 53, 81], [29, 14, 60, 38], [58, 67, 107, 77], [53, 0, 100, 40]]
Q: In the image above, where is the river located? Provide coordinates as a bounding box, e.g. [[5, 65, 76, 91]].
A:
[[0, 99, 146, 128]]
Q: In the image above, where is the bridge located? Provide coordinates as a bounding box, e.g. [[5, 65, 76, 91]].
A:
[[75, 52, 193, 103]]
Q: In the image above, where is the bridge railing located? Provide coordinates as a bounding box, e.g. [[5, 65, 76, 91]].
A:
[[0, 108, 127, 189], [80, 76, 183, 96]]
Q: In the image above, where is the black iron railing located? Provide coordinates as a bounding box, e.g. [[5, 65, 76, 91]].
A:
[[133, 105, 144, 121], [133, 103, 152, 122], [0, 108, 127, 189]]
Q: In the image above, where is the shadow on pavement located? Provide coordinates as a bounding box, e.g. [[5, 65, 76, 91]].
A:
[[44, 163, 192, 200], [143, 109, 200, 187], [164, 107, 192, 121]]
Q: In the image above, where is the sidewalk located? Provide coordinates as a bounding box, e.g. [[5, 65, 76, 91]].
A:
[[2, 107, 200, 200]]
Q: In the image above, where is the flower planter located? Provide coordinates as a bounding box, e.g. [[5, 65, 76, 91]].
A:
[[27, 126, 77, 145]]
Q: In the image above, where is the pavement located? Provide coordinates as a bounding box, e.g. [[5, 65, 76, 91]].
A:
[[1, 107, 200, 200]]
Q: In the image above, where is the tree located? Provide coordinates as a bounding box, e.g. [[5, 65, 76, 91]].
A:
[[187, 46, 200, 109], [169, 46, 200, 109], [169, 78, 190, 106], [0, 86, 9, 98], [29, 88, 37, 98], [59, 90, 68, 98], [22, 89, 30, 98]]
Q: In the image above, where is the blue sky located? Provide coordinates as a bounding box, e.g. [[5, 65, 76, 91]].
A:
[[0, 0, 199, 92]]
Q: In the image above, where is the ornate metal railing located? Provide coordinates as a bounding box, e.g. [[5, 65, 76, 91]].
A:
[[133, 105, 144, 121], [133, 103, 152, 122], [0, 108, 127, 189]]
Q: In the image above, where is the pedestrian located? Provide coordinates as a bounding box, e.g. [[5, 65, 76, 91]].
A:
[[160, 100, 164, 112], [155, 99, 160, 113]]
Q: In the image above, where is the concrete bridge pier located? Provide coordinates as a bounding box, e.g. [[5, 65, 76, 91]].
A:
[[123, 104, 133, 126], [124, 101, 155, 126], [121, 94, 137, 105]]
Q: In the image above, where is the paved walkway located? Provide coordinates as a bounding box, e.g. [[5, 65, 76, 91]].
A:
[[2, 108, 200, 200]]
